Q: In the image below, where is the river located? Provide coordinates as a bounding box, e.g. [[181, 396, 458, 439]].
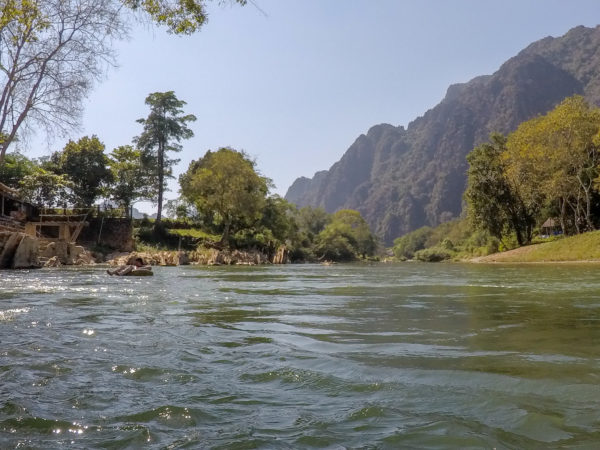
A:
[[1, 263, 599, 448]]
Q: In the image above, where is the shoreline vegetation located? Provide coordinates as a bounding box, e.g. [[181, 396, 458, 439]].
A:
[[4, 95, 600, 267]]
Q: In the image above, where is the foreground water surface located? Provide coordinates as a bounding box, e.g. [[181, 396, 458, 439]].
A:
[[1, 263, 599, 449]]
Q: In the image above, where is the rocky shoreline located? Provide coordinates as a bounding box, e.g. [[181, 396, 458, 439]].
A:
[[0, 231, 289, 269], [106, 245, 289, 267]]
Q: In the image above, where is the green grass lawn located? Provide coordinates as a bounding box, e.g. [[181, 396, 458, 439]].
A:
[[485, 230, 600, 262]]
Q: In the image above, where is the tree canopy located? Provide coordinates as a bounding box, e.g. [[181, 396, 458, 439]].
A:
[[123, 0, 247, 34], [314, 210, 377, 261], [0, 0, 126, 163], [109, 145, 153, 216], [466, 95, 600, 243], [50, 136, 114, 207], [0, 0, 244, 164], [180, 147, 269, 245], [135, 91, 196, 223]]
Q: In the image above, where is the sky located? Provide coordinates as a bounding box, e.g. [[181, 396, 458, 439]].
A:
[[24, 0, 600, 214]]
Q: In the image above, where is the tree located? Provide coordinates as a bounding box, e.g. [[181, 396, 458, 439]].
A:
[[0, 152, 36, 188], [0, 0, 126, 163], [295, 206, 330, 237], [19, 169, 73, 207], [180, 147, 269, 245], [314, 209, 377, 261], [508, 96, 600, 234], [465, 133, 537, 246], [108, 145, 153, 216], [393, 226, 433, 259], [0, 0, 248, 164], [51, 136, 113, 207], [135, 91, 196, 223], [123, 0, 247, 34]]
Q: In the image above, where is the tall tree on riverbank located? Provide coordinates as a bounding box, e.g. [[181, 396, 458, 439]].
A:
[[135, 91, 196, 223], [504, 95, 600, 234], [109, 145, 153, 217], [465, 133, 537, 246], [0, 1, 246, 164], [0, 0, 126, 163], [50, 136, 113, 207], [466, 96, 600, 241], [179, 147, 269, 245]]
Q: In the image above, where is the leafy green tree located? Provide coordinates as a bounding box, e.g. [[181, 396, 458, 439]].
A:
[[19, 170, 73, 207], [259, 196, 296, 244], [0, 152, 36, 188], [109, 145, 153, 216], [295, 206, 330, 237], [505, 95, 600, 234], [314, 209, 376, 261], [331, 209, 377, 257], [393, 226, 433, 259], [180, 147, 269, 245], [135, 91, 196, 223], [232, 195, 297, 256], [123, 0, 247, 34], [165, 198, 198, 220], [51, 136, 113, 207], [465, 133, 536, 246]]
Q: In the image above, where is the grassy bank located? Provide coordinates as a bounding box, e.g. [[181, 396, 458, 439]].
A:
[[472, 230, 600, 263]]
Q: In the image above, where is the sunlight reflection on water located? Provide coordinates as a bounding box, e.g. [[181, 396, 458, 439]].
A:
[[1, 263, 600, 448]]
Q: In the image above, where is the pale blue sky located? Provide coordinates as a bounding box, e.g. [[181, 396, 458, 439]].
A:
[[25, 0, 600, 213]]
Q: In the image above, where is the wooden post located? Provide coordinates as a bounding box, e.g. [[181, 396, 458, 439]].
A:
[[24, 222, 36, 236], [59, 223, 71, 241]]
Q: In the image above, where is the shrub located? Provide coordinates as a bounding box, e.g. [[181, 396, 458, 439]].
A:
[[414, 247, 452, 262]]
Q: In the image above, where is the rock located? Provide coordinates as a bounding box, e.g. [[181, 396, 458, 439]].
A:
[[0, 231, 96, 268], [0, 232, 22, 268], [12, 235, 40, 268], [272, 245, 289, 264], [106, 247, 287, 267], [45, 256, 62, 267], [39, 240, 95, 265]]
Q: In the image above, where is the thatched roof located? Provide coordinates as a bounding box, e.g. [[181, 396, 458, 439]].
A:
[[541, 218, 558, 228]]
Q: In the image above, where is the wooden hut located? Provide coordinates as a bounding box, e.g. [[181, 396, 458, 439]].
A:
[[541, 218, 561, 237], [0, 182, 36, 230], [1, 183, 86, 242]]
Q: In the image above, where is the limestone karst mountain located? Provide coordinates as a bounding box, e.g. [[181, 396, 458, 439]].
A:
[[285, 25, 600, 245]]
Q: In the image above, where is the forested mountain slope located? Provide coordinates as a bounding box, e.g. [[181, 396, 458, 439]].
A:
[[285, 25, 600, 244]]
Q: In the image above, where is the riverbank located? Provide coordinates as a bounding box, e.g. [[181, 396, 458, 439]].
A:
[[106, 246, 289, 267], [471, 230, 600, 263], [0, 230, 290, 269]]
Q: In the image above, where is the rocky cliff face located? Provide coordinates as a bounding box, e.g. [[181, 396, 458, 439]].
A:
[[285, 25, 600, 245]]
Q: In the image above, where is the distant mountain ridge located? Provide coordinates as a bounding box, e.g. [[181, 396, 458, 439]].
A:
[[285, 25, 600, 245]]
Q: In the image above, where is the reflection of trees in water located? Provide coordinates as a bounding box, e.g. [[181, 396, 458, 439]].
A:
[[460, 274, 600, 380]]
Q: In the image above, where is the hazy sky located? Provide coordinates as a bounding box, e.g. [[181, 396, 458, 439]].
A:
[[24, 0, 600, 213]]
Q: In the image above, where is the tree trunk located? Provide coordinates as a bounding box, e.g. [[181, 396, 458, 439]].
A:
[[559, 198, 567, 235], [220, 219, 232, 246], [156, 140, 164, 224]]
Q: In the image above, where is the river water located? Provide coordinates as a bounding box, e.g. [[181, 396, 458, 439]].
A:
[[1, 263, 599, 449]]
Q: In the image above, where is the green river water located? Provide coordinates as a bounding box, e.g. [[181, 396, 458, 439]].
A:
[[1, 263, 599, 449]]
